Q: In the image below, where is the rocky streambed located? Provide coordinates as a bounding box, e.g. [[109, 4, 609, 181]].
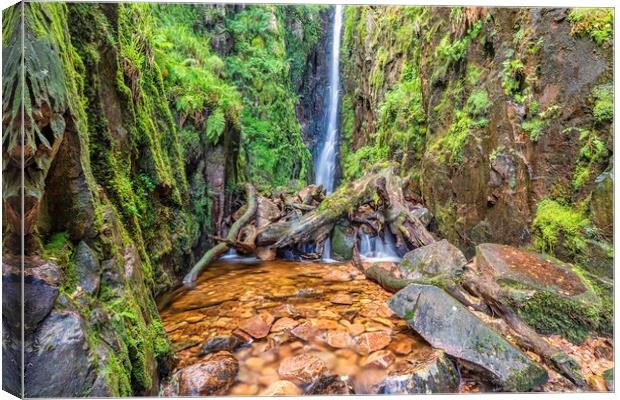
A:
[[158, 257, 613, 396]]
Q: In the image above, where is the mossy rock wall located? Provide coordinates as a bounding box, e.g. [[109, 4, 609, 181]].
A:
[[340, 6, 613, 259], [3, 2, 325, 397]]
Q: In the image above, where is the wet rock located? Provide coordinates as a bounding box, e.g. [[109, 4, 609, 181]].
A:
[[602, 368, 614, 391], [331, 223, 355, 261], [271, 317, 300, 332], [347, 323, 365, 336], [323, 269, 352, 282], [269, 304, 301, 318], [411, 207, 433, 227], [290, 321, 318, 341], [382, 350, 459, 394], [574, 238, 613, 279], [278, 354, 327, 386], [388, 339, 413, 355], [25, 310, 96, 397], [202, 335, 245, 355], [260, 380, 302, 395], [178, 351, 239, 396], [400, 239, 466, 280], [330, 293, 353, 305], [307, 375, 352, 395], [356, 331, 391, 354], [326, 330, 353, 348], [361, 350, 396, 369], [238, 314, 273, 339], [74, 241, 101, 294], [389, 284, 548, 391], [297, 184, 322, 204]]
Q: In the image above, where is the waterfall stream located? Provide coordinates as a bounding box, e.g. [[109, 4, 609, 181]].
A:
[[314, 5, 399, 261]]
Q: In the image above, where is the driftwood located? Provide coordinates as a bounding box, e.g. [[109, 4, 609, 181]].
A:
[[183, 183, 257, 284]]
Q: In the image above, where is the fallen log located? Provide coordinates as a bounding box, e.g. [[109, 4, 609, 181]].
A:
[[256, 166, 434, 251], [183, 183, 257, 284]]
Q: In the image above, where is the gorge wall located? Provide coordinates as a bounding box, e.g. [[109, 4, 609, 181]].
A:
[[2, 2, 328, 396], [339, 6, 613, 270]]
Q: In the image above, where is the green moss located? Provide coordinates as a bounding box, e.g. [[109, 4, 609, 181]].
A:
[[532, 198, 591, 257], [566, 128, 609, 190], [591, 84, 613, 123], [568, 8, 613, 46]]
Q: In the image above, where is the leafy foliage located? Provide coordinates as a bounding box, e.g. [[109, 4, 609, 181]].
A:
[[591, 84, 613, 124], [568, 8, 614, 46]]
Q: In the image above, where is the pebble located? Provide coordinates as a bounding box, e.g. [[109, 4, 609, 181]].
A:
[[238, 314, 272, 338], [326, 331, 353, 348], [260, 380, 302, 396], [356, 331, 391, 354], [278, 354, 328, 386]]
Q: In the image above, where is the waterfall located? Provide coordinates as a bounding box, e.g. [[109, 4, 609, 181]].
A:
[[315, 5, 343, 195], [358, 230, 402, 262], [314, 5, 344, 261]]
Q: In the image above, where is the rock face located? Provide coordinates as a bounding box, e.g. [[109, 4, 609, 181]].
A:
[[74, 241, 101, 295], [24, 311, 96, 397], [590, 168, 613, 239], [383, 350, 460, 394], [389, 284, 548, 391], [178, 352, 239, 396], [340, 7, 613, 256], [400, 239, 467, 280]]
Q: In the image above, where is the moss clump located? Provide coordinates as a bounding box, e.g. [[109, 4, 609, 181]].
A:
[[566, 128, 608, 190], [591, 84, 613, 124], [568, 8, 614, 46], [531, 198, 591, 257]]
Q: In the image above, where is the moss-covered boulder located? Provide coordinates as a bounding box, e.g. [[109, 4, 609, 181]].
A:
[[331, 223, 355, 261], [475, 243, 610, 343], [399, 239, 466, 280], [389, 284, 548, 391]]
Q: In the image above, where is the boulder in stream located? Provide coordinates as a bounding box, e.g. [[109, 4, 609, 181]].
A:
[[389, 284, 548, 392], [400, 239, 467, 281], [331, 223, 356, 261], [177, 351, 239, 396]]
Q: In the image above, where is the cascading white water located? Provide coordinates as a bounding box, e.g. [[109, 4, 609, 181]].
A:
[[315, 5, 343, 195], [358, 230, 401, 261], [315, 5, 344, 260]]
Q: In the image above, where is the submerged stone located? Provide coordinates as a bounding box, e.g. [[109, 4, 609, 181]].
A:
[[389, 284, 548, 392], [277, 354, 327, 386], [400, 239, 466, 281]]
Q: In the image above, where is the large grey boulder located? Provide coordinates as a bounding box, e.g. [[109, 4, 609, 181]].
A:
[[400, 239, 466, 281], [389, 284, 548, 392]]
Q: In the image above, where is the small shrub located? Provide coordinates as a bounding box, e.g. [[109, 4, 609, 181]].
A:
[[568, 8, 613, 46], [591, 84, 613, 123]]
